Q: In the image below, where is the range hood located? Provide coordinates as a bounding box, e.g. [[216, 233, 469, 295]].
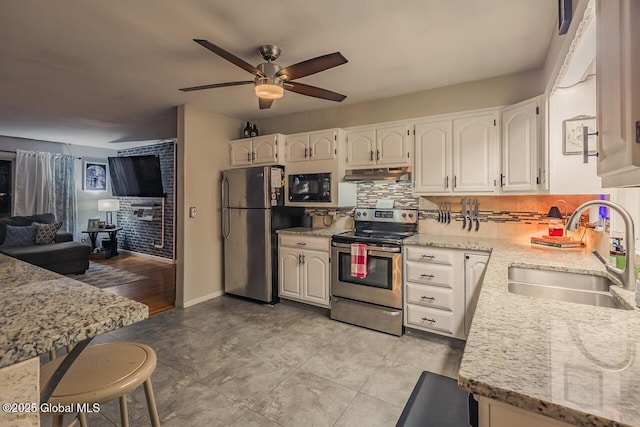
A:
[[343, 166, 412, 182]]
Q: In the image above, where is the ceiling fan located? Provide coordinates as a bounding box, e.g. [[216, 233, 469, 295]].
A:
[[180, 39, 348, 110]]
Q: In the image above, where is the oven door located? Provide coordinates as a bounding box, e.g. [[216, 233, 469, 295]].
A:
[[331, 242, 402, 309]]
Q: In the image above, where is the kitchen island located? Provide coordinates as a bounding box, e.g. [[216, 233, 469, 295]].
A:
[[403, 234, 640, 427], [0, 253, 148, 425]]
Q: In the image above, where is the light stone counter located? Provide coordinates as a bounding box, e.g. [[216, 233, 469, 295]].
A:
[[277, 227, 348, 238], [0, 253, 149, 368], [403, 234, 640, 427]]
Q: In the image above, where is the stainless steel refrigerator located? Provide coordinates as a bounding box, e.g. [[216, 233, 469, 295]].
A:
[[221, 166, 304, 303]]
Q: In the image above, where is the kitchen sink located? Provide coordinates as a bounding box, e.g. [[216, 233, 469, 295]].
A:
[[507, 267, 632, 310]]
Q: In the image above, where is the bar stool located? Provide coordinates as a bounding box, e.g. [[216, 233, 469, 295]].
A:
[[40, 342, 160, 427]]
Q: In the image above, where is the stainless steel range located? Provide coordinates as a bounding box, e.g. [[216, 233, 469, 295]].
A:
[[330, 208, 418, 336]]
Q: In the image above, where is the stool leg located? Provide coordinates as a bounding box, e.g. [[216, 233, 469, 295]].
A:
[[119, 395, 129, 427], [143, 379, 160, 427], [78, 411, 88, 427], [52, 414, 64, 427]]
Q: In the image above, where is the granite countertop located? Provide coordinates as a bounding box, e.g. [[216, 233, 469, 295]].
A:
[[404, 234, 640, 427], [0, 254, 148, 368], [277, 227, 348, 237]]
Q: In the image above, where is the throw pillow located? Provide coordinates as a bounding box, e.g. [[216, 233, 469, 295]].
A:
[[3, 224, 36, 247], [32, 221, 62, 245]]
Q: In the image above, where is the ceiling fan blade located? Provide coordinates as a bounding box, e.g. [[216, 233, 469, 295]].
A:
[[193, 39, 264, 77], [259, 98, 273, 110], [285, 81, 346, 102], [276, 52, 347, 81], [179, 81, 253, 92]]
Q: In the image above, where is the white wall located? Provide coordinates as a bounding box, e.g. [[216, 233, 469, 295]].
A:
[[549, 75, 602, 193], [176, 104, 241, 307], [257, 69, 544, 135]]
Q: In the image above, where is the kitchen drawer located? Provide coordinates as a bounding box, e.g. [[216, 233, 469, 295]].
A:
[[406, 283, 453, 311], [405, 261, 453, 288], [405, 246, 454, 265], [406, 304, 454, 335], [279, 235, 329, 252]]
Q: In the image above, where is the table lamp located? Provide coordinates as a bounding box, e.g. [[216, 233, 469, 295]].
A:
[[98, 199, 120, 227]]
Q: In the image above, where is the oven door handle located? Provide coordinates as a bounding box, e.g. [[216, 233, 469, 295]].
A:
[[331, 242, 401, 253]]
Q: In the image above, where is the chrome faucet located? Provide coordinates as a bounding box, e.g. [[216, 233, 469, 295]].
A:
[[566, 200, 636, 291]]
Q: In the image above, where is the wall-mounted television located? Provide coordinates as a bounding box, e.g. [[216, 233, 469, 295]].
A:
[[107, 155, 164, 197]]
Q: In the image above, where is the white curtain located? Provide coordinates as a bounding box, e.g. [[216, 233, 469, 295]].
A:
[[14, 149, 53, 215], [14, 149, 77, 233]]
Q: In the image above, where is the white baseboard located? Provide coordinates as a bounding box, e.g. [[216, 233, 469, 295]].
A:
[[181, 290, 224, 308], [120, 249, 175, 264]]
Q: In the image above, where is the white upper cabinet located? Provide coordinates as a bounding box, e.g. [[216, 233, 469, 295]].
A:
[[500, 97, 542, 192], [346, 125, 412, 168], [596, 0, 640, 186], [285, 129, 337, 163], [414, 110, 500, 195], [308, 129, 337, 161], [346, 129, 376, 167], [414, 120, 452, 193], [452, 112, 499, 193], [230, 134, 283, 167], [229, 139, 253, 167], [377, 124, 412, 165]]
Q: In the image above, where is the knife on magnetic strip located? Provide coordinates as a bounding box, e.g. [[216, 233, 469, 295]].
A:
[[461, 199, 466, 229]]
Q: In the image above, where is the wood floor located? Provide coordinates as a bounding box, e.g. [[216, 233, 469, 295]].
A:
[[93, 251, 176, 316]]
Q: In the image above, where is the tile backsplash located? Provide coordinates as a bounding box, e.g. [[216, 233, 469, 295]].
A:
[[356, 182, 418, 208], [304, 182, 608, 250]]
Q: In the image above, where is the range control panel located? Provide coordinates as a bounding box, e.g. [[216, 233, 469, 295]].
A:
[[354, 208, 418, 224]]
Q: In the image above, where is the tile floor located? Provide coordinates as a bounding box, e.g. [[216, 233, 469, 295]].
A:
[[41, 296, 464, 427]]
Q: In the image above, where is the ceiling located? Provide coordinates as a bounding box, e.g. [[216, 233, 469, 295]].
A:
[[0, 0, 557, 148]]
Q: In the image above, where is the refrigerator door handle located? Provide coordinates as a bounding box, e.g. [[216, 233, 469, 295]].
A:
[[221, 177, 231, 239]]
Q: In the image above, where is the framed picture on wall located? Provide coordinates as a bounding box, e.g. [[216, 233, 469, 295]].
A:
[[562, 115, 597, 155], [83, 162, 108, 191]]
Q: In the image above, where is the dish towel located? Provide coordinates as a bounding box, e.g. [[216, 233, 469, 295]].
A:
[[350, 243, 368, 278]]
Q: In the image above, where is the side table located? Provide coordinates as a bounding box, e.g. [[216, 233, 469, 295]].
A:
[[81, 227, 122, 259]]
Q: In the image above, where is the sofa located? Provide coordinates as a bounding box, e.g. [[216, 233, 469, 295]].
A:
[[0, 213, 90, 274]]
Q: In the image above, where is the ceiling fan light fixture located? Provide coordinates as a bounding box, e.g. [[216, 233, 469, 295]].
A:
[[254, 78, 284, 99]]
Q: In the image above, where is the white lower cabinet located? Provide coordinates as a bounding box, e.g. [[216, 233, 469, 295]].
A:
[[403, 245, 489, 340], [278, 235, 330, 308]]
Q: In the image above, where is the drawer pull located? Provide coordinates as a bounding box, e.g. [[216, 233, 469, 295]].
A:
[[420, 317, 436, 324], [419, 274, 435, 279], [420, 296, 436, 302], [420, 254, 436, 259], [296, 242, 307, 246]]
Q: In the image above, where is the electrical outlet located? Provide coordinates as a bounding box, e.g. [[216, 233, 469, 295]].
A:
[[189, 207, 197, 218]]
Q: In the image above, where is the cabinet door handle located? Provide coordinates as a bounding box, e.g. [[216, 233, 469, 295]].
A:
[[252, 152, 256, 161], [247, 152, 251, 162], [301, 254, 305, 264], [453, 176, 457, 188], [445, 176, 449, 189], [500, 174, 505, 187], [298, 254, 302, 264], [304, 147, 308, 158], [420, 296, 436, 302], [420, 274, 435, 279], [420, 317, 436, 324], [376, 150, 380, 161], [309, 148, 313, 157], [370, 150, 374, 161]]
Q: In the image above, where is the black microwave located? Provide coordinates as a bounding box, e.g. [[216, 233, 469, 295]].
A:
[[288, 173, 331, 202]]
